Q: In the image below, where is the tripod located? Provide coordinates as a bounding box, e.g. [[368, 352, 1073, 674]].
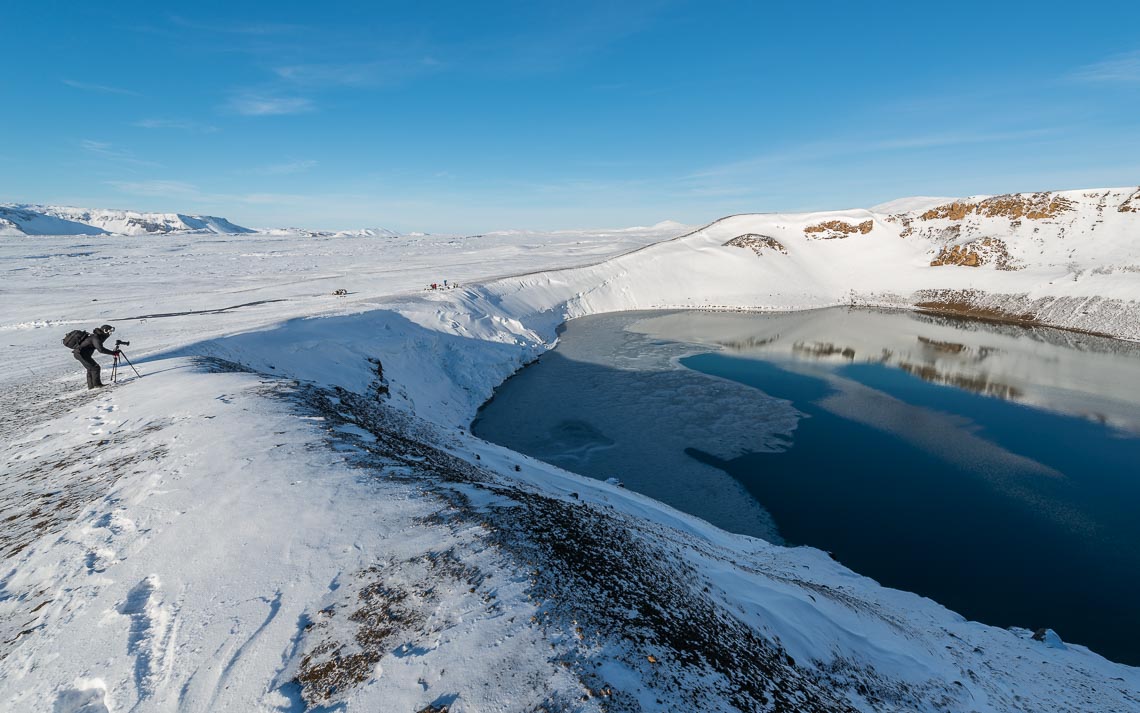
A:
[[110, 349, 142, 384]]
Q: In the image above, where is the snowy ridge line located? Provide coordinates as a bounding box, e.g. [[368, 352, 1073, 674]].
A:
[[0, 204, 253, 236], [464, 213, 755, 286]]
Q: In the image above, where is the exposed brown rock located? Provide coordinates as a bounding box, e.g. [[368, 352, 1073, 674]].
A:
[[724, 233, 787, 255], [921, 202, 974, 221], [803, 220, 873, 239], [920, 192, 1075, 221], [1118, 188, 1140, 213], [930, 244, 981, 267], [929, 238, 1019, 270]]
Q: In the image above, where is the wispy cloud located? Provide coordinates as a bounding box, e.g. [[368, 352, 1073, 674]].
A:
[[255, 159, 318, 175], [62, 78, 139, 96], [688, 128, 1060, 180], [273, 57, 443, 87], [107, 179, 307, 206], [133, 118, 219, 133], [1068, 51, 1140, 83], [239, 192, 310, 204], [81, 140, 161, 168], [168, 15, 305, 36], [226, 93, 314, 116], [107, 179, 202, 199]]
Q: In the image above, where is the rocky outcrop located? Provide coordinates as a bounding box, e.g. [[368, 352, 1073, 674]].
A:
[[803, 220, 873, 239], [724, 234, 787, 255], [930, 238, 1020, 270], [920, 193, 1075, 221], [1118, 189, 1140, 213]]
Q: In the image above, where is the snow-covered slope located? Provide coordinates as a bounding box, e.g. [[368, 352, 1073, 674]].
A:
[[1, 189, 1139, 712], [0, 204, 253, 236], [0, 205, 107, 236]]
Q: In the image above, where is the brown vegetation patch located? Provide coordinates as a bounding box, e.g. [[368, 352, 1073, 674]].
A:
[[293, 563, 429, 708], [929, 238, 1019, 270], [724, 234, 787, 255], [913, 290, 1039, 326], [909, 290, 1140, 340], [803, 220, 873, 239], [914, 301, 1038, 326], [920, 193, 1075, 221]]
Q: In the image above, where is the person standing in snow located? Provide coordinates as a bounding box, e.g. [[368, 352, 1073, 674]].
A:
[[73, 324, 120, 389]]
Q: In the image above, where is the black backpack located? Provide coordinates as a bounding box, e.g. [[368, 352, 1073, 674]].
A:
[[62, 329, 90, 349]]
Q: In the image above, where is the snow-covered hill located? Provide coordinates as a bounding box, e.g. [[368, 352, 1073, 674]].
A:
[[452, 186, 1140, 346], [0, 204, 253, 236], [1, 188, 1139, 712]]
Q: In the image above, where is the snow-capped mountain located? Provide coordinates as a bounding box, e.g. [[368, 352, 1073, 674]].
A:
[[0, 204, 253, 236]]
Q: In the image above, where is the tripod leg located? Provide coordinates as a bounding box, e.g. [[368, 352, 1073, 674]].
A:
[[119, 351, 142, 378]]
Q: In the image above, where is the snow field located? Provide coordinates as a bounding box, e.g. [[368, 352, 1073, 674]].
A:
[[2, 189, 1140, 711]]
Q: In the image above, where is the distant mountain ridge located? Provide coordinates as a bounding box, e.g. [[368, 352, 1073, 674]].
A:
[[0, 204, 253, 236]]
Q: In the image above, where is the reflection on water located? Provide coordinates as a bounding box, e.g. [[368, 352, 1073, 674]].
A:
[[474, 308, 1140, 665], [634, 308, 1140, 434]]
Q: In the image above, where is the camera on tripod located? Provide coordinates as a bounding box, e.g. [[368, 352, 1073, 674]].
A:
[[108, 338, 142, 382]]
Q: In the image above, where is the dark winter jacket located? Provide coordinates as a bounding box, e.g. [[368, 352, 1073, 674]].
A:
[[75, 332, 116, 357]]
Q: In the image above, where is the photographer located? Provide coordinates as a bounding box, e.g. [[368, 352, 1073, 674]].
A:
[[72, 324, 121, 390]]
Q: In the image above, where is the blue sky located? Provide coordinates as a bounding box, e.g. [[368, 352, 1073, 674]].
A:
[[2, 1, 1138, 232]]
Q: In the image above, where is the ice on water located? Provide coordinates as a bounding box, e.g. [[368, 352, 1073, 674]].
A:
[[476, 312, 803, 542]]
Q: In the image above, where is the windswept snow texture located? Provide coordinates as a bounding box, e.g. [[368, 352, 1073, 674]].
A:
[[2, 189, 1140, 712], [0, 204, 252, 236]]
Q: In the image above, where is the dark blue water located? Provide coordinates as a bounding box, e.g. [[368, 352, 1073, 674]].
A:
[[681, 353, 1140, 664], [474, 309, 1140, 665]]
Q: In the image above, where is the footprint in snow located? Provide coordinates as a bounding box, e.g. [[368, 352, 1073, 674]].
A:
[[53, 679, 110, 713], [117, 576, 177, 700], [94, 510, 136, 535], [85, 548, 117, 574]]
